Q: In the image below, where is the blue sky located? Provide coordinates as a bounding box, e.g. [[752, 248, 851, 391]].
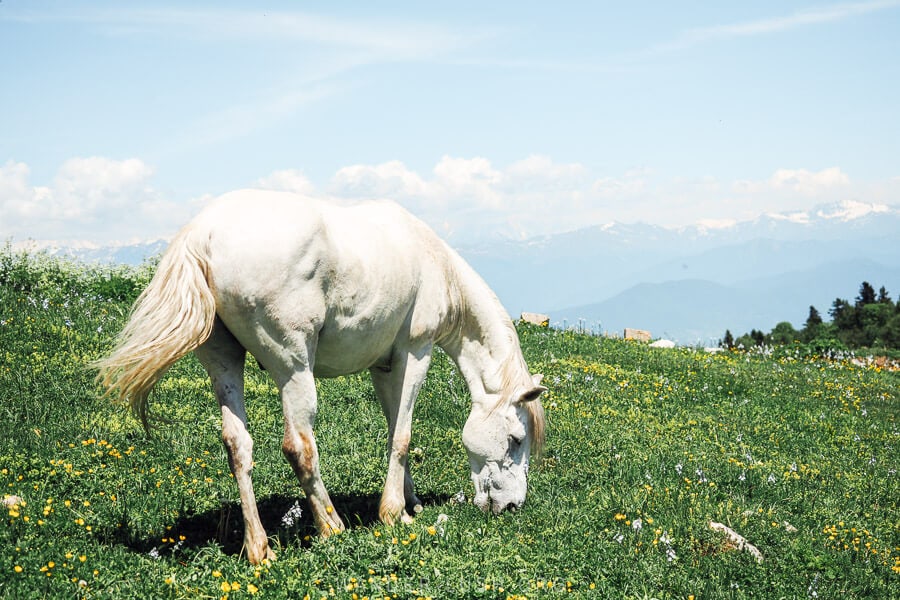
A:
[[2, 1, 899, 244]]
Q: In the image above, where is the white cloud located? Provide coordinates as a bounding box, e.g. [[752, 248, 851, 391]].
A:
[[330, 160, 428, 199], [326, 155, 592, 239], [0, 161, 38, 216], [52, 157, 155, 218], [257, 169, 316, 195], [506, 155, 585, 180], [0, 157, 192, 243], [768, 167, 850, 195], [733, 166, 849, 195], [7, 157, 896, 246], [432, 156, 504, 210]]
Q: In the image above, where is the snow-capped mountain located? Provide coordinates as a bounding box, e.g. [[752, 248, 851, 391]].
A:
[[11, 239, 168, 266], [457, 201, 900, 343]]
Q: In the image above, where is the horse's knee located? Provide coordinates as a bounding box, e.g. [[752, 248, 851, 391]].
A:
[[282, 431, 317, 483], [222, 422, 253, 472], [391, 432, 410, 456]]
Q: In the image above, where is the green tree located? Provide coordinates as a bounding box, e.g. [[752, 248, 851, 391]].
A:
[[721, 329, 734, 349], [802, 305, 823, 342], [856, 281, 876, 307], [860, 302, 895, 348], [830, 298, 857, 344], [770, 321, 799, 345], [881, 313, 900, 347]]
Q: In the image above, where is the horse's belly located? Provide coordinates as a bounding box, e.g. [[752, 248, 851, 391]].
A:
[[312, 327, 395, 377]]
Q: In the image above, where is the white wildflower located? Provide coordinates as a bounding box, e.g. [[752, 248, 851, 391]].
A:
[[2, 495, 24, 508], [281, 500, 303, 527]]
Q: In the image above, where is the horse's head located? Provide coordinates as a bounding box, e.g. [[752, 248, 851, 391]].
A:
[[462, 374, 546, 514]]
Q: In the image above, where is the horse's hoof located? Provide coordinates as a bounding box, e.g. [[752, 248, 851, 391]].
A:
[[247, 544, 276, 565]]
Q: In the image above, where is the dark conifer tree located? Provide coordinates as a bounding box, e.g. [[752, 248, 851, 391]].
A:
[[856, 281, 876, 307], [721, 329, 734, 349], [806, 306, 823, 328]]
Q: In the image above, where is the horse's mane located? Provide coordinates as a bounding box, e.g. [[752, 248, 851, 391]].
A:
[[441, 251, 545, 458], [497, 319, 546, 458]]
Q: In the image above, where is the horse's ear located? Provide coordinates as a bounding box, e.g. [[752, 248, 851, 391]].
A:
[[520, 374, 547, 403]]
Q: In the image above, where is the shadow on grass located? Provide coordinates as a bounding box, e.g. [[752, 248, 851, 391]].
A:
[[101, 492, 451, 558]]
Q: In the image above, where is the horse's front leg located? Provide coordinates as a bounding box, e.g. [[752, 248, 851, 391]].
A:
[[280, 369, 345, 536], [371, 344, 433, 525], [195, 321, 274, 564]]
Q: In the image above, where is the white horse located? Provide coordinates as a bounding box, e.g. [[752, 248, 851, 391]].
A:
[[95, 190, 546, 564]]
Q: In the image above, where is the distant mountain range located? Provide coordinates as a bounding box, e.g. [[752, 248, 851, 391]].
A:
[[457, 200, 900, 344], [16, 200, 900, 345], [13, 239, 168, 266]]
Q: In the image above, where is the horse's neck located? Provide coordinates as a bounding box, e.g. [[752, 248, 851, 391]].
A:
[[441, 262, 524, 402]]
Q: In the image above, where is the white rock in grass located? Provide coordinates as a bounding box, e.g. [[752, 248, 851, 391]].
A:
[[649, 339, 676, 349], [709, 521, 764, 563]]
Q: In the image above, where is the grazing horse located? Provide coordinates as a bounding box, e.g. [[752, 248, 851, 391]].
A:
[[95, 190, 546, 564]]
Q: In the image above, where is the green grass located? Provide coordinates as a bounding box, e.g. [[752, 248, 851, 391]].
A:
[[1, 251, 898, 599]]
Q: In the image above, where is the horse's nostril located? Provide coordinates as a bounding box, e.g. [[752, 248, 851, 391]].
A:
[[505, 502, 518, 513]]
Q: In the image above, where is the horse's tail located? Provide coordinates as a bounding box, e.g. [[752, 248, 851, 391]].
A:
[[93, 225, 217, 431]]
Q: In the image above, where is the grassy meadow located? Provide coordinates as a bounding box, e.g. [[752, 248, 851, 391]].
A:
[[1, 248, 898, 599]]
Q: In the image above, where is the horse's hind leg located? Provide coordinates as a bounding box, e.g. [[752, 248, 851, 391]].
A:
[[280, 369, 345, 536], [195, 319, 274, 564]]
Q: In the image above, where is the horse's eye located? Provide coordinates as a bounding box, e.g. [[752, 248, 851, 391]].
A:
[[509, 434, 524, 449]]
